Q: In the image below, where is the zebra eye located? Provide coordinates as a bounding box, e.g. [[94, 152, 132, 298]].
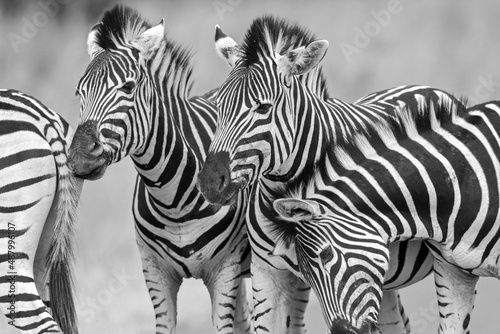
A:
[[120, 80, 136, 94], [319, 246, 334, 264], [256, 103, 272, 113]]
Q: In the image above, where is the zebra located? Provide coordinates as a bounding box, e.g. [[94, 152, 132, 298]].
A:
[[196, 15, 465, 333], [68, 6, 251, 333], [271, 98, 500, 333], [0, 89, 82, 333]]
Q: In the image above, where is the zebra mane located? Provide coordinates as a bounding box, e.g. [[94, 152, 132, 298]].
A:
[[241, 15, 329, 99], [93, 5, 194, 95], [93, 5, 150, 51], [333, 96, 469, 171]]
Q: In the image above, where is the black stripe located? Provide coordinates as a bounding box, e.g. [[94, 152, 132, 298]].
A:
[[0, 198, 42, 213], [0, 174, 55, 194]]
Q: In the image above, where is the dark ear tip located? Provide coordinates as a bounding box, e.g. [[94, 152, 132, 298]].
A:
[[215, 25, 226, 42], [90, 22, 102, 31]]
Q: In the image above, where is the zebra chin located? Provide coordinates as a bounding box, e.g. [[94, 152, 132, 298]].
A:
[[70, 156, 110, 180], [198, 180, 243, 206], [329, 318, 381, 334]]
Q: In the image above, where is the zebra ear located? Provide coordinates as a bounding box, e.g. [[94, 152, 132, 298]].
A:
[[272, 198, 318, 262], [87, 23, 103, 60], [215, 25, 240, 68], [273, 198, 317, 222], [132, 19, 165, 61], [278, 40, 329, 77]]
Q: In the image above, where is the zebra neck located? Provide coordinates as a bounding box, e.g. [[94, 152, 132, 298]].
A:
[[132, 43, 216, 214], [130, 94, 203, 214], [266, 87, 331, 183], [149, 39, 194, 104]]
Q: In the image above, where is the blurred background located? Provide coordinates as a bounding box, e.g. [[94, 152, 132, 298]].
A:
[[1, 0, 499, 333]]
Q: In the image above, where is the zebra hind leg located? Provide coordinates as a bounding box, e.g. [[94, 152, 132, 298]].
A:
[[378, 290, 409, 334], [0, 193, 63, 332]]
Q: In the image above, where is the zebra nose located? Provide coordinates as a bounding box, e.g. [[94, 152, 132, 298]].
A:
[[329, 319, 381, 334], [69, 120, 111, 179], [71, 120, 104, 158], [330, 319, 359, 334], [85, 139, 104, 158], [198, 151, 231, 201]]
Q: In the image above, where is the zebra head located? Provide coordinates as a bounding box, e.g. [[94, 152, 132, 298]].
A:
[[198, 16, 328, 205], [272, 198, 388, 334], [70, 6, 164, 180]]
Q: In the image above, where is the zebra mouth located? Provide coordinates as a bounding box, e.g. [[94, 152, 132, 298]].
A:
[[69, 150, 111, 180], [203, 179, 243, 206], [75, 162, 109, 180], [198, 151, 249, 205], [72, 158, 110, 180]]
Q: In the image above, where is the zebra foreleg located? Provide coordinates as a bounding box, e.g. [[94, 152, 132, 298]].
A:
[[138, 248, 181, 334], [251, 255, 310, 334], [233, 278, 253, 334], [378, 290, 410, 334], [204, 249, 250, 334], [433, 256, 478, 334]]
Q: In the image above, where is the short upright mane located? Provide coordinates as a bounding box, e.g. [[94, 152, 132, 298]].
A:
[[241, 15, 329, 99], [91, 5, 195, 96], [333, 96, 469, 171], [93, 5, 150, 51], [241, 16, 316, 67]]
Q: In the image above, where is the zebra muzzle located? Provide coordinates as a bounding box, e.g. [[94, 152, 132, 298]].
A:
[[198, 151, 240, 205], [69, 120, 111, 180], [329, 318, 381, 334]]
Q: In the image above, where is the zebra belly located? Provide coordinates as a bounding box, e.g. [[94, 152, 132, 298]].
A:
[[383, 241, 433, 290]]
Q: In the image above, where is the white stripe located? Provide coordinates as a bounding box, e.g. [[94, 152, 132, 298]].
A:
[[355, 135, 427, 238], [454, 114, 500, 252], [433, 117, 489, 247]]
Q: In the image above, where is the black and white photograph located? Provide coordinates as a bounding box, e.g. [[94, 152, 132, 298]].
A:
[[0, 1, 499, 333]]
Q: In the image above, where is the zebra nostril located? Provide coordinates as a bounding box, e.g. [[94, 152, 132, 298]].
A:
[[88, 140, 104, 157], [218, 174, 227, 192]]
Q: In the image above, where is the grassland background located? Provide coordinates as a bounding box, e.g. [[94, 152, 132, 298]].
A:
[[1, 0, 499, 333]]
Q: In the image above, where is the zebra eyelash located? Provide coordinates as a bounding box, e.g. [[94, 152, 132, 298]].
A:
[[254, 100, 273, 113], [119, 80, 137, 94]]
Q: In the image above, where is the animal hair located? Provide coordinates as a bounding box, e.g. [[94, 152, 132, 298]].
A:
[[334, 95, 469, 171], [92, 5, 195, 96], [240, 15, 329, 99], [93, 5, 151, 51]]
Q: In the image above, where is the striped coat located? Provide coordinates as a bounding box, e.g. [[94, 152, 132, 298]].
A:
[[0, 89, 82, 333], [68, 6, 250, 333]]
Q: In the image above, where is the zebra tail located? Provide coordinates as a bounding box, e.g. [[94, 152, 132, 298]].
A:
[[46, 159, 83, 334]]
